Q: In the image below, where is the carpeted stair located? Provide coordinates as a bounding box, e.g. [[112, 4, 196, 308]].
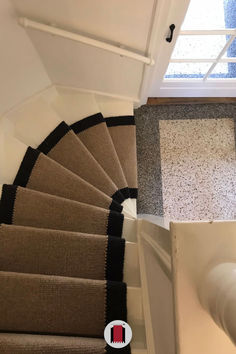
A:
[[0, 94, 144, 353]]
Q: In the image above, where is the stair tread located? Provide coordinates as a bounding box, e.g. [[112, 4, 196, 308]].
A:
[[70, 113, 130, 203], [0, 333, 106, 353], [0, 224, 125, 282], [0, 92, 143, 352], [0, 271, 127, 337], [0, 185, 126, 237], [15, 147, 123, 213]]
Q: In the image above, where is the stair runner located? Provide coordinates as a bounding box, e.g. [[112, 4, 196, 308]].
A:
[[0, 97, 138, 353]]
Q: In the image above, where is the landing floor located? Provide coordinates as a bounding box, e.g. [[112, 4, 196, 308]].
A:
[[135, 103, 236, 220]]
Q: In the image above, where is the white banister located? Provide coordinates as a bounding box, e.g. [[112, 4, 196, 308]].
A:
[[199, 263, 236, 345], [18, 17, 155, 66]]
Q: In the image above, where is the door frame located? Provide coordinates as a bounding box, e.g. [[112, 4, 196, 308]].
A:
[[139, 0, 191, 105], [145, 0, 236, 98]]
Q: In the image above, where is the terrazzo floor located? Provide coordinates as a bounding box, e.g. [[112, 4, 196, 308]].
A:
[[135, 103, 236, 221]]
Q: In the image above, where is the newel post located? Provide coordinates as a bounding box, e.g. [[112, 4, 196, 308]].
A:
[[199, 263, 236, 345]]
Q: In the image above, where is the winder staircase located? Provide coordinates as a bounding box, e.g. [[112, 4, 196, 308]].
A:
[[0, 92, 147, 353]]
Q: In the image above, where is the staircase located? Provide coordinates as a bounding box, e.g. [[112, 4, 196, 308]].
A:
[[0, 92, 147, 353]]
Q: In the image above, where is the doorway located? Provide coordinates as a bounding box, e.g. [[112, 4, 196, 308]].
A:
[[149, 0, 236, 97]]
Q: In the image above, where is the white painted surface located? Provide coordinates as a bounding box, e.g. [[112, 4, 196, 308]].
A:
[[138, 219, 175, 354], [147, 0, 191, 97], [6, 97, 62, 147], [150, 80, 236, 97], [139, 0, 174, 105], [12, 0, 155, 52], [10, 0, 159, 100], [0, 0, 50, 116], [56, 85, 140, 103], [127, 286, 147, 350], [25, 28, 143, 99], [122, 217, 137, 242], [144, 243, 175, 354], [127, 287, 144, 324], [124, 242, 141, 287], [96, 96, 134, 117], [130, 199, 137, 217], [0, 134, 28, 184], [123, 209, 136, 219], [200, 263, 236, 345], [171, 220, 236, 354], [51, 88, 100, 124], [19, 18, 155, 66], [138, 214, 170, 230], [0, 117, 15, 136], [148, 0, 236, 97], [122, 199, 137, 218]]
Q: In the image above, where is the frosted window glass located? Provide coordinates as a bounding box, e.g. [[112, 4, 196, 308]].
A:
[[165, 63, 211, 78], [172, 35, 227, 59], [182, 0, 236, 30], [209, 62, 236, 77]]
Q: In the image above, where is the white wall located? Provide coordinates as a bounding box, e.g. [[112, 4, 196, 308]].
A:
[[11, 0, 156, 100], [12, 0, 155, 52], [26, 29, 144, 100], [0, 0, 51, 115]]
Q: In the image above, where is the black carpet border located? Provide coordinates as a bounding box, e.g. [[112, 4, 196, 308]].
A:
[[119, 187, 130, 200], [70, 113, 105, 134], [112, 187, 135, 204], [109, 200, 123, 214], [106, 281, 127, 325], [14, 147, 40, 187], [0, 184, 17, 224], [129, 188, 138, 199], [105, 344, 131, 354], [105, 116, 135, 127], [38, 121, 71, 154], [107, 211, 124, 237], [106, 236, 125, 282]]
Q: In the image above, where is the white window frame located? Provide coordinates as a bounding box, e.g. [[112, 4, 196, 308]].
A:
[[146, 0, 236, 98], [165, 29, 236, 81]]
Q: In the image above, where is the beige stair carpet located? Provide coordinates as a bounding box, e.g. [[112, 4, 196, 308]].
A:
[[70, 114, 130, 202], [1, 97, 134, 354], [0, 333, 106, 354], [37, 121, 125, 204], [14, 146, 122, 213], [0, 333, 131, 354], [10, 102, 126, 204], [105, 116, 138, 200], [0, 185, 124, 237], [0, 224, 125, 281], [0, 271, 127, 338]]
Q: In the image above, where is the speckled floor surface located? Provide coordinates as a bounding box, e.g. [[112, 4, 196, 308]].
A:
[[135, 104, 236, 220]]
